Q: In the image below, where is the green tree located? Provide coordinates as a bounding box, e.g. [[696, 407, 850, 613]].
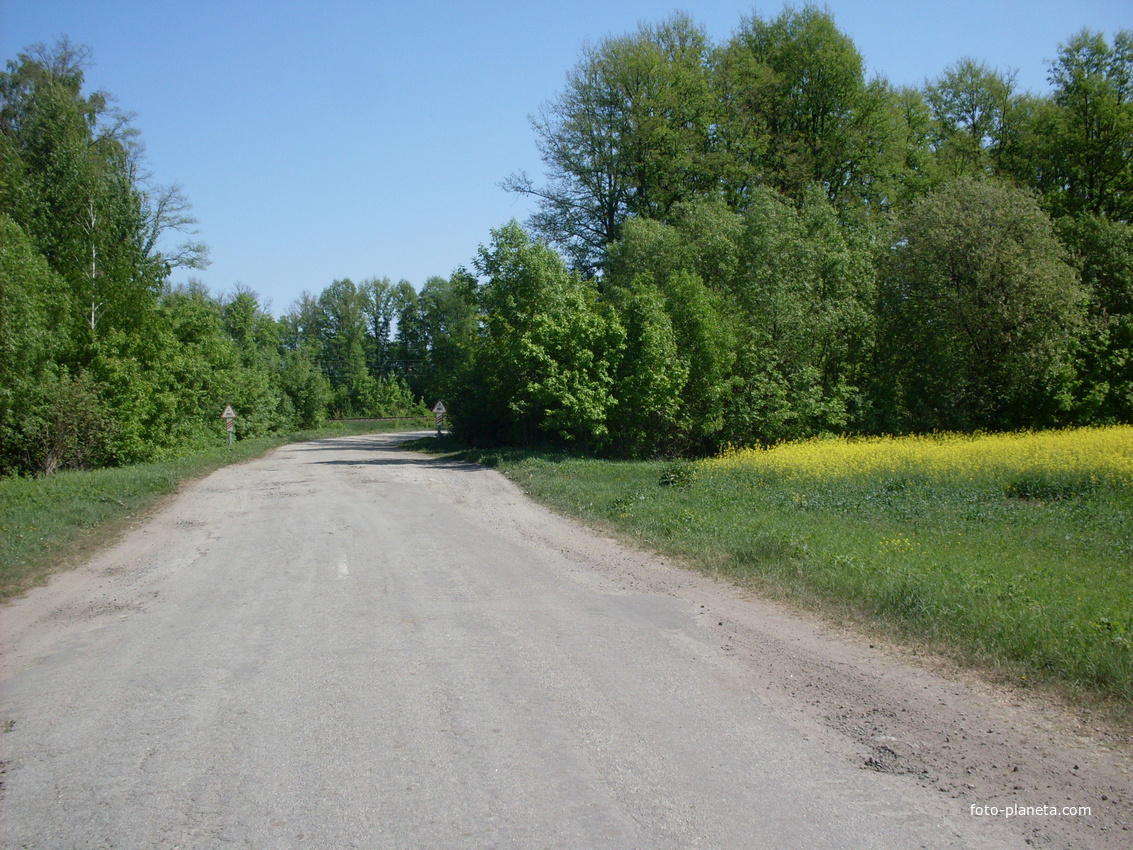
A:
[[873, 85, 945, 208], [716, 5, 895, 211], [88, 282, 237, 462], [464, 222, 622, 445], [924, 59, 1017, 178], [0, 214, 73, 473], [607, 189, 874, 448], [360, 277, 398, 374], [876, 177, 1086, 431], [1003, 30, 1133, 223], [413, 272, 479, 407], [605, 278, 688, 456], [1056, 214, 1133, 422], [316, 278, 378, 417], [724, 186, 877, 443], [21, 369, 115, 475], [0, 41, 155, 350], [504, 13, 716, 272], [392, 279, 425, 379], [222, 285, 281, 370], [1041, 30, 1133, 221], [279, 348, 331, 429], [606, 213, 736, 452]]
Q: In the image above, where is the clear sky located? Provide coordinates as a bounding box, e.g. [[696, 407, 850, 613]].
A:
[[2, 1, 1129, 315]]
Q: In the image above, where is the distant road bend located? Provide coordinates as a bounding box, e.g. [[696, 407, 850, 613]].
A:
[[1, 432, 1128, 848]]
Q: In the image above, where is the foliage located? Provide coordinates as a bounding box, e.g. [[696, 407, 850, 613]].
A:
[[605, 279, 688, 456], [876, 177, 1086, 432], [722, 187, 876, 443], [607, 189, 876, 449], [21, 369, 115, 475], [717, 5, 896, 210], [459, 221, 622, 446], [6, 17, 1133, 478], [1040, 30, 1133, 222], [409, 272, 479, 408], [606, 214, 737, 452], [1056, 214, 1133, 422], [924, 59, 1017, 178], [0, 214, 71, 473], [503, 13, 716, 273]]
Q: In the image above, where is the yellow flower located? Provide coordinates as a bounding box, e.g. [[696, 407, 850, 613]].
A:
[[701, 426, 1133, 489]]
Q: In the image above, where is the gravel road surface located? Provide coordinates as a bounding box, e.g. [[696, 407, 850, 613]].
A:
[[1, 432, 1129, 848]]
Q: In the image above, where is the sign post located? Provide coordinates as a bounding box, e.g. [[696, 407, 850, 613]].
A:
[[432, 401, 446, 437], [221, 404, 236, 446]]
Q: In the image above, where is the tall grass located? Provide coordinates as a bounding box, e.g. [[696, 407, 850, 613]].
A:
[[465, 427, 1133, 703], [0, 418, 430, 599]]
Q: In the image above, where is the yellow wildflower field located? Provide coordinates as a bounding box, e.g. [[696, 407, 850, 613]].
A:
[[703, 426, 1133, 488]]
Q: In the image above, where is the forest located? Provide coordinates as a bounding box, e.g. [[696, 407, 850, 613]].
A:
[[2, 6, 1131, 476]]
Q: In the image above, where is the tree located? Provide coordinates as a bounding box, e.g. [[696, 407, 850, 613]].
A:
[[86, 281, 236, 463], [463, 221, 622, 445], [871, 85, 944, 208], [412, 272, 479, 406], [723, 186, 877, 443], [0, 41, 281, 475], [716, 5, 894, 211], [0, 214, 73, 473], [0, 41, 153, 347], [222, 285, 279, 369], [1003, 30, 1133, 223], [924, 59, 1017, 178], [1056, 214, 1133, 422], [392, 279, 425, 378], [876, 177, 1087, 431], [23, 369, 115, 476], [279, 291, 333, 427], [279, 348, 331, 429], [504, 13, 716, 273], [359, 277, 398, 374], [138, 182, 210, 276], [316, 278, 377, 416], [606, 212, 736, 452], [605, 278, 687, 456], [1042, 29, 1133, 222]]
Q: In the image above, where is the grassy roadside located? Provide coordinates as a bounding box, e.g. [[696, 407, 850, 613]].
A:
[[409, 429, 1133, 712], [0, 418, 430, 601]]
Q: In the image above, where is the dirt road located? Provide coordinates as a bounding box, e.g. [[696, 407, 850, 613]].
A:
[[1, 433, 1129, 847]]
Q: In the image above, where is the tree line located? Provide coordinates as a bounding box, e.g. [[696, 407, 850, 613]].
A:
[[3, 6, 1132, 474], [0, 40, 426, 476], [463, 6, 1131, 453]]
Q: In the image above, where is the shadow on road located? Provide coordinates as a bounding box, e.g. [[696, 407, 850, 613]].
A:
[[290, 432, 477, 471]]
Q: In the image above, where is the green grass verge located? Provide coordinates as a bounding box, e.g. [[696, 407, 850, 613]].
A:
[[408, 435, 1133, 707], [0, 418, 431, 600]]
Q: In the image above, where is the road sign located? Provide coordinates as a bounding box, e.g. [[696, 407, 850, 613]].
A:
[[432, 401, 446, 415], [222, 405, 236, 446]]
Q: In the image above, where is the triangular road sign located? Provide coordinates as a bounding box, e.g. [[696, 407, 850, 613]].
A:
[[221, 404, 236, 420], [432, 401, 446, 415]]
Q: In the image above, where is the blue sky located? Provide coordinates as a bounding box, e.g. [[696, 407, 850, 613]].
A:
[[2, 1, 1129, 315]]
